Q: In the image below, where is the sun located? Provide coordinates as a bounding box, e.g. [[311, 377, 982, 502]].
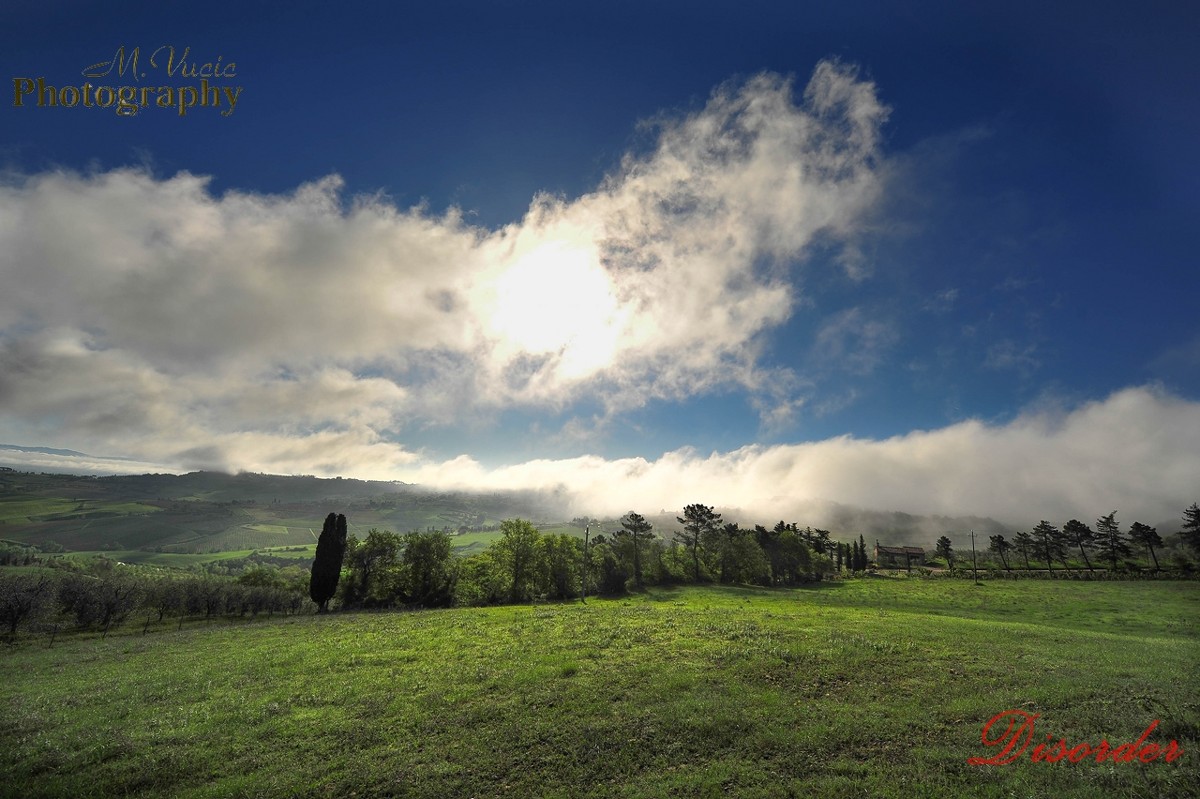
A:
[[486, 239, 623, 379]]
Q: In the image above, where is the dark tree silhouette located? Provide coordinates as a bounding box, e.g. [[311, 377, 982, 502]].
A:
[[1128, 522, 1163, 572], [1182, 503, 1200, 556], [0, 573, 50, 638], [1062, 520, 1096, 572], [935, 535, 954, 568], [705, 522, 748, 583], [310, 513, 348, 612], [988, 534, 1012, 572], [755, 525, 782, 584], [1094, 512, 1131, 571], [619, 511, 654, 589], [1013, 531, 1035, 570], [1031, 521, 1063, 574]]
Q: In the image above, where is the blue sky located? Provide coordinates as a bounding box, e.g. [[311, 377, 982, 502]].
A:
[[1, 1, 1197, 525]]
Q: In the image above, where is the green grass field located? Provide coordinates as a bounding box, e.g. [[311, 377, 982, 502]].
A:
[[2, 578, 1196, 798]]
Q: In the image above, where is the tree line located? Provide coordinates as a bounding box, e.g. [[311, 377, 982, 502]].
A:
[[5, 503, 1197, 640], [950, 504, 1200, 574], [313, 505, 902, 613]]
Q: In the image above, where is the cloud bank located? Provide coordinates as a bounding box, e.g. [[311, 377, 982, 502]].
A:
[[4, 387, 1195, 531], [404, 386, 1200, 527]]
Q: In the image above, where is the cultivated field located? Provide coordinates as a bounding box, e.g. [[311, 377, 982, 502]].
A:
[[2, 578, 1196, 798]]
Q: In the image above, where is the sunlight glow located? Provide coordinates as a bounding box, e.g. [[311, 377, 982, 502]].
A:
[[487, 240, 622, 379]]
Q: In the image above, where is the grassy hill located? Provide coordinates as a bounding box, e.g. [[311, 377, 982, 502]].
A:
[[0, 470, 574, 565], [2, 578, 1196, 798]]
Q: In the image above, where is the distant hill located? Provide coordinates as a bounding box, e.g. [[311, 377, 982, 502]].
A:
[[0, 443, 93, 458], [0, 469, 570, 558]]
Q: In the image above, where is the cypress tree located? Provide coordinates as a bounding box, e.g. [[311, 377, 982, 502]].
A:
[[310, 513, 348, 612]]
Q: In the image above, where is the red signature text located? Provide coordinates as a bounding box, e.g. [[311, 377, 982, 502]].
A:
[[968, 709, 1184, 765]]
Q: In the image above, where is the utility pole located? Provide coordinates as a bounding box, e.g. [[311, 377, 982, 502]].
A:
[[970, 530, 979, 584]]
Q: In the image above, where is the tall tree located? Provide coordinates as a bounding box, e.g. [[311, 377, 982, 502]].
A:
[[703, 522, 742, 583], [812, 529, 832, 555], [775, 526, 812, 583], [1128, 522, 1163, 572], [1031, 521, 1063, 574], [755, 525, 782, 584], [496, 519, 543, 602], [858, 534, 868, 571], [541, 534, 582, 599], [1013, 531, 1035, 570], [988, 534, 1012, 572], [1182, 503, 1200, 556], [1094, 512, 1131, 571], [935, 535, 954, 568], [309, 513, 348, 612], [402, 531, 457, 607], [618, 511, 654, 589], [676, 504, 721, 582], [1062, 520, 1096, 572], [342, 529, 402, 607]]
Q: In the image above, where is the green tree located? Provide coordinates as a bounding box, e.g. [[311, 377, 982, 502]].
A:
[[1031, 521, 1064, 574], [309, 513, 348, 612], [1062, 520, 1096, 572], [1128, 522, 1163, 572], [402, 531, 456, 607], [1094, 511, 1131, 571], [592, 539, 629, 595], [1013, 531, 1035, 570], [342, 529, 403, 607], [1182, 503, 1200, 556], [146, 577, 187, 622], [676, 504, 721, 582], [0, 573, 51, 638], [618, 511, 654, 589], [541, 534, 581, 599], [456, 550, 507, 606], [775, 525, 812, 583], [704, 521, 752, 584], [495, 518, 543, 602], [812, 529, 832, 555], [935, 535, 954, 568], [988, 534, 1012, 571], [754, 525, 782, 584]]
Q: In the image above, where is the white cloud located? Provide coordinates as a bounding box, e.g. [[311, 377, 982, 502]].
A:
[[0, 61, 890, 465]]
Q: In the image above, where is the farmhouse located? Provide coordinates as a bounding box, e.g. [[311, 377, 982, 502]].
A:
[[874, 542, 926, 569]]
